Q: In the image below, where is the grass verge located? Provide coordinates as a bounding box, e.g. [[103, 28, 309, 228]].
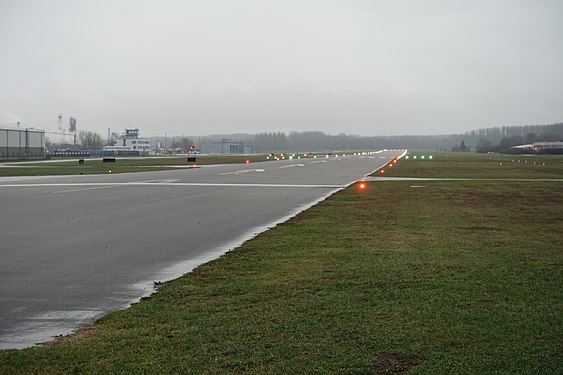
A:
[[0, 154, 276, 177], [376, 151, 563, 179]]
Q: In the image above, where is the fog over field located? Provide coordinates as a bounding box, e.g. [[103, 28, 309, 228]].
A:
[[1, 0, 562, 137]]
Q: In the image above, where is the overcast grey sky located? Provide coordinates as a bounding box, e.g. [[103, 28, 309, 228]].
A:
[[1, 0, 562, 137]]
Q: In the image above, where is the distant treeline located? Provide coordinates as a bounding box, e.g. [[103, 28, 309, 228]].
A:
[[254, 123, 563, 152], [464, 123, 562, 153]]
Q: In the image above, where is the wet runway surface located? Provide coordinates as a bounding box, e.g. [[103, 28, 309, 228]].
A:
[[0, 151, 402, 349]]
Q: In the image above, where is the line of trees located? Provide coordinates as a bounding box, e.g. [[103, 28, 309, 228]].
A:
[[77, 130, 104, 149], [465, 124, 562, 146], [50, 122, 562, 153], [254, 131, 457, 152], [462, 124, 562, 153], [254, 123, 562, 152]]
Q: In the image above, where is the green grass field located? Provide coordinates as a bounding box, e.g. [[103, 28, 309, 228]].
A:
[[1, 152, 561, 374], [376, 151, 563, 179], [0, 155, 269, 177]]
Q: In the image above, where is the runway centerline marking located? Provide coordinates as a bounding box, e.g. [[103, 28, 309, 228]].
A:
[[279, 164, 304, 169], [219, 169, 266, 176], [52, 185, 120, 194], [140, 179, 181, 183]]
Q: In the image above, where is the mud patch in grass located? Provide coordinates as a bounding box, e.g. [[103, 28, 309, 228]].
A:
[[375, 351, 426, 374]]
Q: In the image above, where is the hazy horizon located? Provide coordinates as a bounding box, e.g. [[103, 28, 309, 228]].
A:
[[1, 1, 562, 138]]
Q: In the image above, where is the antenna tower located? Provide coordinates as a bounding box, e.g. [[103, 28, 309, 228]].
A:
[[57, 113, 63, 132]]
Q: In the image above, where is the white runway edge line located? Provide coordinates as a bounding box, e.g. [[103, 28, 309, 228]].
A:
[[363, 177, 563, 182], [0, 182, 345, 188]]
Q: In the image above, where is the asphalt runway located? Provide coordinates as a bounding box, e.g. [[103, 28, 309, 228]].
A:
[[0, 150, 403, 349]]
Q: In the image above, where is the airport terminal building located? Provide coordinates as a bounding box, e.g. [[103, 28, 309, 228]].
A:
[[104, 128, 151, 155], [0, 127, 46, 161]]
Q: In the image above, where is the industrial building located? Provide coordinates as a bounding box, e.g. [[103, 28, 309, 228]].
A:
[[200, 139, 253, 154], [0, 127, 46, 161]]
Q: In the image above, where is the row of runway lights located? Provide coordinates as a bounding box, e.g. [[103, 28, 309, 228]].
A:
[[358, 157, 402, 191], [405, 155, 433, 160], [107, 150, 415, 173], [377, 153, 433, 175], [106, 151, 396, 171], [498, 159, 547, 166], [266, 151, 387, 161], [359, 150, 424, 190], [202, 150, 391, 165]]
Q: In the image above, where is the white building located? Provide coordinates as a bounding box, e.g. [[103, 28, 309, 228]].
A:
[[105, 128, 151, 154]]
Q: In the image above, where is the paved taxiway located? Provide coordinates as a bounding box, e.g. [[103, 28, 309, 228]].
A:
[[0, 151, 403, 349]]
